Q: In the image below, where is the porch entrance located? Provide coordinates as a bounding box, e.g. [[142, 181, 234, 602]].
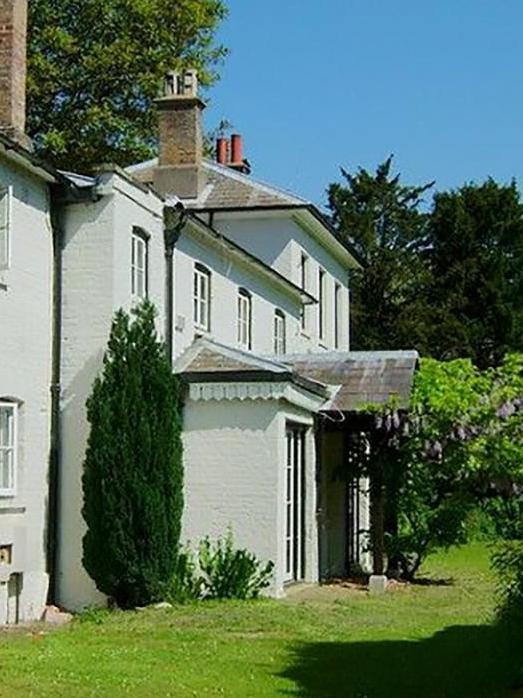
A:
[[285, 424, 306, 583]]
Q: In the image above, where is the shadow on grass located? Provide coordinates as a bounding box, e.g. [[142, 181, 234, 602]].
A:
[[280, 622, 522, 697]]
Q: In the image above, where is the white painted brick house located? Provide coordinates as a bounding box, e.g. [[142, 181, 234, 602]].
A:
[[0, 1, 418, 620]]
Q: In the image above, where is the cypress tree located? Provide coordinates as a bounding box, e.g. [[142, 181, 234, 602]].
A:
[[82, 301, 183, 608]]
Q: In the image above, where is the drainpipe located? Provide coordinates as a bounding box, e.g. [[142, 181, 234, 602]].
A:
[[47, 186, 65, 604], [164, 203, 187, 364]]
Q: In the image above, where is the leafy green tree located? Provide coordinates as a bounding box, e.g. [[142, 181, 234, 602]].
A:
[[328, 156, 434, 352], [349, 355, 523, 580], [426, 179, 523, 368], [390, 355, 523, 578], [82, 302, 184, 608], [28, 0, 228, 171]]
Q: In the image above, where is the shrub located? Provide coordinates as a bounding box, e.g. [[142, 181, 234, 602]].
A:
[[168, 547, 202, 603], [82, 302, 184, 609], [491, 540, 523, 626], [198, 531, 274, 600]]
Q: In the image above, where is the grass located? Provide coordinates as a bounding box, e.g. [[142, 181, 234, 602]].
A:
[[0, 543, 521, 697]]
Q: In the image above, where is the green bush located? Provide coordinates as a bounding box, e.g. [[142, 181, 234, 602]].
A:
[[491, 540, 523, 625], [169, 531, 274, 602], [198, 531, 274, 600], [168, 547, 202, 603], [480, 497, 523, 541]]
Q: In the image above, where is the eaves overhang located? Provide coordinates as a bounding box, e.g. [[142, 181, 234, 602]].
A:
[[182, 369, 329, 399], [0, 133, 66, 185]]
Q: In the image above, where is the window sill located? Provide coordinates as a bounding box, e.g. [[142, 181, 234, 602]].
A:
[[0, 505, 25, 515], [0, 493, 18, 501]]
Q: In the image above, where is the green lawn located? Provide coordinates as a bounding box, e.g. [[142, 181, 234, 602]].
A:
[[1, 543, 521, 697]]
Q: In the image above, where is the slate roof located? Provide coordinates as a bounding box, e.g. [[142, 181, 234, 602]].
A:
[[173, 339, 330, 398], [279, 351, 419, 412], [174, 341, 419, 413], [194, 161, 307, 209], [127, 158, 307, 210]]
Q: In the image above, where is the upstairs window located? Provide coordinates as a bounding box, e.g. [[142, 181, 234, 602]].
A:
[[237, 289, 252, 349], [334, 283, 342, 349], [0, 402, 17, 497], [131, 228, 148, 299], [194, 263, 211, 332], [274, 310, 286, 355], [0, 186, 12, 271], [319, 268, 326, 341], [300, 253, 309, 331]]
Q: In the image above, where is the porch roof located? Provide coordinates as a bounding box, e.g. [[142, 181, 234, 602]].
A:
[[174, 339, 331, 400], [279, 351, 419, 412]]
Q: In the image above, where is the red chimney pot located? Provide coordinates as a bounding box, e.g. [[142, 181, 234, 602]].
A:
[[216, 137, 228, 165], [231, 134, 243, 164]]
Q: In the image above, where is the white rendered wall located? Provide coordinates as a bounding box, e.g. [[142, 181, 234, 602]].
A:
[[173, 229, 303, 359], [0, 157, 52, 623], [215, 215, 351, 354], [58, 173, 165, 611], [181, 395, 318, 597]]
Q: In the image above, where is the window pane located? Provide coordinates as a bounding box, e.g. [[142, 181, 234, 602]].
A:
[[131, 234, 147, 298], [0, 449, 12, 489], [136, 269, 144, 298], [0, 188, 10, 270], [0, 407, 12, 447]]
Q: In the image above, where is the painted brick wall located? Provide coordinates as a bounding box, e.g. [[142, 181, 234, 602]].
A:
[[182, 397, 318, 597], [174, 228, 303, 358], [0, 156, 52, 622], [58, 173, 165, 611], [217, 215, 352, 353]]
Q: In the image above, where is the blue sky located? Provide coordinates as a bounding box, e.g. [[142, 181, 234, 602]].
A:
[[205, 0, 523, 208]]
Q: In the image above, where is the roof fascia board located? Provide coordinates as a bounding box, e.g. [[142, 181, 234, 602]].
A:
[[183, 370, 328, 400]]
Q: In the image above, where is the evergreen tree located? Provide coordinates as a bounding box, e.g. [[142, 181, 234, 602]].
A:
[[426, 179, 523, 367], [82, 302, 183, 608], [27, 0, 227, 171], [328, 156, 434, 352]]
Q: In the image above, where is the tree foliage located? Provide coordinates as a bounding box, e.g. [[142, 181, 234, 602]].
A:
[[329, 161, 523, 367], [27, 0, 228, 171], [328, 156, 434, 352], [82, 302, 184, 608], [349, 355, 523, 579], [427, 180, 523, 367]]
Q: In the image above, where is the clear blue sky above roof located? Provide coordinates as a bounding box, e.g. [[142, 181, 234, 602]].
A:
[[204, 0, 523, 209]]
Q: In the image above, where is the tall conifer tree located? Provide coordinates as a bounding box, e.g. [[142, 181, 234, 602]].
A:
[[82, 302, 183, 608]]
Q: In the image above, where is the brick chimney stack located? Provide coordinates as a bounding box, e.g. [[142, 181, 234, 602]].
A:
[[154, 70, 205, 199], [0, 0, 30, 148]]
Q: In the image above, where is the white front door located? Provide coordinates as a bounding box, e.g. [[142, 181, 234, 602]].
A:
[[285, 424, 306, 583]]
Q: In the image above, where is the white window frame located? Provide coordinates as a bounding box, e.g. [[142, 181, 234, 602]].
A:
[[285, 424, 306, 582], [0, 185, 13, 271], [194, 264, 211, 332], [300, 253, 309, 331], [237, 289, 252, 349], [319, 268, 327, 341], [274, 310, 286, 355], [0, 402, 17, 497], [334, 282, 342, 350], [131, 229, 148, 300]]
